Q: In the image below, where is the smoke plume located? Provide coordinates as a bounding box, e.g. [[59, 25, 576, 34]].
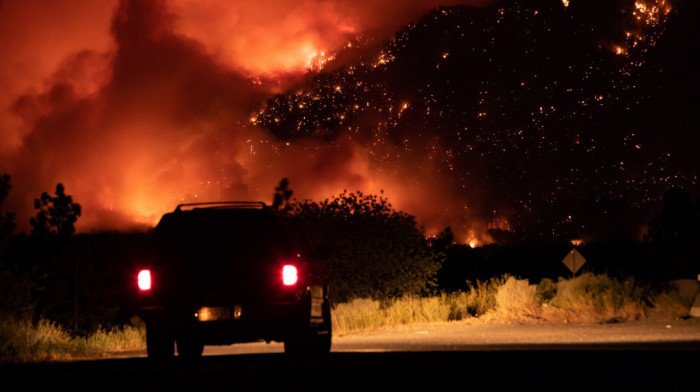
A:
[[0, 0, 488, 234]]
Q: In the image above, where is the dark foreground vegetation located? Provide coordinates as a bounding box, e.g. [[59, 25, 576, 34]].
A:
[[1, 175, 699, 363]]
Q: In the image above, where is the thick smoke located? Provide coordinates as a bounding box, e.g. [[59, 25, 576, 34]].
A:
[[0, 0, 487, 235], [169, 0, 490, 76]]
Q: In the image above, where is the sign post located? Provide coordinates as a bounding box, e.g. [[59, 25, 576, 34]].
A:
[[562, 248, 586, 277]]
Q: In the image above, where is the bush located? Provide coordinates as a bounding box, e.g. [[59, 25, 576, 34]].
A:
[[494, 277, 539, 320], [441, 291, 470, 321], [325, 274, 693, 335], [535, 278, 557, 303], [548, 273, 647, 322], [292, 191, 441, 302], [650, 290, 690, 319], [464, 276, 507, 317]]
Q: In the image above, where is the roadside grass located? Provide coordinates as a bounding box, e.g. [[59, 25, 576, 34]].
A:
[[332, 273, 696, 335], [331, 294, 463, 334], [0, 318, 145, 364], [541, 273, 648, 323], [2, 273, 694, 362]]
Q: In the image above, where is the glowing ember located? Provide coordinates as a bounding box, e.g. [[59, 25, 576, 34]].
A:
[[374, 51, 395, 68], [634, 0, 671, 26]]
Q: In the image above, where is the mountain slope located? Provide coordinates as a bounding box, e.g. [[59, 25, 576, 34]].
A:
[[253, 0, 699, 242]]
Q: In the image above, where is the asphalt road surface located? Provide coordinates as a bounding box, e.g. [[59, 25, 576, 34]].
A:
[[3, 319, 700, 391]]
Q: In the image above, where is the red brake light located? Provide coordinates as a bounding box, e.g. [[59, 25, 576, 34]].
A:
[[138, 269, 152, 291], [282, 265, 298, 286]]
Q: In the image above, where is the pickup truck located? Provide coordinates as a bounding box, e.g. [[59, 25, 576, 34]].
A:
[[136, 202, 331, 359]]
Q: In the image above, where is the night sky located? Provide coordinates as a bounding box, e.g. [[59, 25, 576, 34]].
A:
[[0, 0, 697, 244]]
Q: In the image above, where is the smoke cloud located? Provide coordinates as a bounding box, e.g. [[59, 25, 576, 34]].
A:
[[0, 0, 487, 236], [169, 0, 490, 76]]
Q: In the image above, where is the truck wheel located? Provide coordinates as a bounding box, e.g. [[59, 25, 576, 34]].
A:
[[176, 335, 204, 359], [146, 324, 175, 360], [284, 293, 332, 355]]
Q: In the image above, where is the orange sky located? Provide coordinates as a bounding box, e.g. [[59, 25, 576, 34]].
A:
[[0, 0, 489, 241]]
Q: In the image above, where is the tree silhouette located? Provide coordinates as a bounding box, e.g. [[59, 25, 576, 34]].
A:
[[291, 191, 440, 302], [30, 183, 82, 239], [429, 226, 454, 251], [0, 174, 16, 247], [272, 178, 294, 212]]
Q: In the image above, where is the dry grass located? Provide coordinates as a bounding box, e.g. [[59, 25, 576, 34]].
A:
[[543, 273, 648, 322], [332, 294, 470, 335], [493, 276, 541, 321], [649, 289, 694, 319], [3, 274, 694, 362], [0, 318, 146, 364], [332, 273, 696, 333]]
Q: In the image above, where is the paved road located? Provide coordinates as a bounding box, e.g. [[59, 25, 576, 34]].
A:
[[204, 318, 700, 354], [3, 319, 699, 391]]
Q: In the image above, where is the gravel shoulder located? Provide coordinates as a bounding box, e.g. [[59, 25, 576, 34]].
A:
[[331, 317, 700, 351]]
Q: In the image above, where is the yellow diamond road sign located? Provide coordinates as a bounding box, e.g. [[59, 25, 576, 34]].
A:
[[562, 248, 586, 275]]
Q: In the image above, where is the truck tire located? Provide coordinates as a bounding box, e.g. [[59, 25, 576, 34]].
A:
[[177, 335, 204, 359], [146, 323, 175, 360], [284, 291, 332, 355]]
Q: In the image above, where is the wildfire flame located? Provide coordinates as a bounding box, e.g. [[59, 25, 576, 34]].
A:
[[612, 1, 670, 58], [466, 229, 481, 248], [634, 0, 671, 25]]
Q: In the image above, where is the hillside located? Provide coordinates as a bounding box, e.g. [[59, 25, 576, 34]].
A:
[[252, 0, 700, 242]]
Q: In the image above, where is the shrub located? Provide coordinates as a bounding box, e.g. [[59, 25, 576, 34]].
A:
[[494, 277, 539, 320], [464, 276, 507, 317], [291, 191, 441, 302], [650, 290, 689, 319], [548, 273, 647, 322], [329, 274, 691, 334], [441, 291, 470, 321], [535, 278, 557, 303]]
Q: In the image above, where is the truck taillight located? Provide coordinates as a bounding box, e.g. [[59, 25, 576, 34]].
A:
[[282, 265, 298, 286], [138, 269, 152, 291]]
